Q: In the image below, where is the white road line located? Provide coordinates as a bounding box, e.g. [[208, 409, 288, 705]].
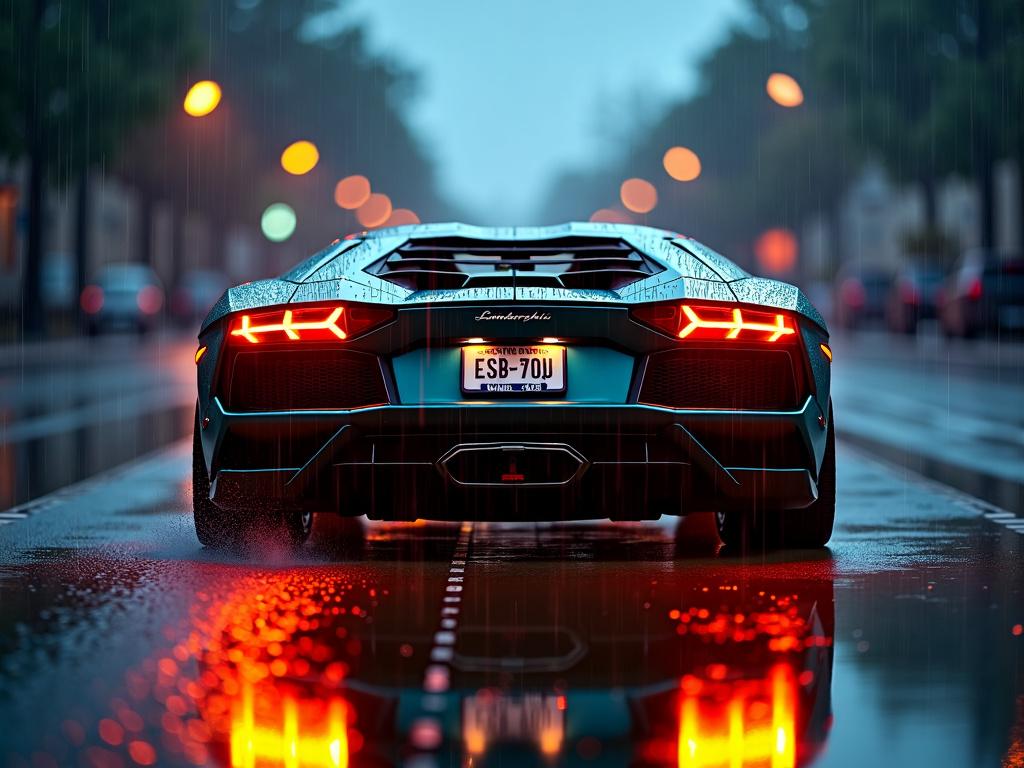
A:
[[842, 442, 1024, 536], [0, 439, 190, 526], [408, 522, 474, 761]]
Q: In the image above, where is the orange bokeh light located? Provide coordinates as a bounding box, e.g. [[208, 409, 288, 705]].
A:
[[384, 208, 421, 226], [620, 178, 658, 214], [663, 147, 702, 182], [589, 207, 633, 224], [334, 175, 371, 210], [281, 141, 320, 175], [754, 228, 799, 274], [766, 73, 804, 107], [183, 80, 222, 117], [356, 193, 393, 228]]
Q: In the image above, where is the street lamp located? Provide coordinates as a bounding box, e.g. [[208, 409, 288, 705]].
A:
[[183, 80, 222, 117], [620, 178, 657, 214], [663, 146, 702, 182], [766, 73, 804, 107], [281, 141, 320, 176]]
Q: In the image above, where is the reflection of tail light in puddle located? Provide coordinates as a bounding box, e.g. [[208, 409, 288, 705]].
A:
[[229, 681, 349, 768], [463, 691, 565, 758], [677, 664, 796, 768]]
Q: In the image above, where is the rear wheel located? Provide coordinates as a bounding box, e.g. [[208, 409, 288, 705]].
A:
[[716, 403, 836, 551], [192, 409, 313, 551]]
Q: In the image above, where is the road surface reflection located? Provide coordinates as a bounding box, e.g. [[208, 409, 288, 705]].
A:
[[49, 519, 831, 767]]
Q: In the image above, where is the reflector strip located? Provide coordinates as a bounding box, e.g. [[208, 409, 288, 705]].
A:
[[195, 346, 208, 364], [820, 343, 832, 361], [678, 305, 795, 342], [231, 307, 347, 343]]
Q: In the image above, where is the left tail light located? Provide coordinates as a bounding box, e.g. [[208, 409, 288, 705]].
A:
[[631, 302, 798, 343], [228, 303, 394, 344]]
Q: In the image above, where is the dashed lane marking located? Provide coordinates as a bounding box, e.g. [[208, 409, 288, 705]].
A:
[[407, 521, 474, 762], [842, 442, 1024, 536], [0, 440, 189, 527]]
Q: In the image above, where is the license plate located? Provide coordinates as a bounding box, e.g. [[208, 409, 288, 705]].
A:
[[461, 345, 566, 393]]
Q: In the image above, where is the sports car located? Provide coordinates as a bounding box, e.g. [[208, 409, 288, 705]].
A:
[[193, 222, 834, 550]]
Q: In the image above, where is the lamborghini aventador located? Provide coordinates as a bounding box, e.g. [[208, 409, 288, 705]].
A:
[[192, 223, 834, 550]]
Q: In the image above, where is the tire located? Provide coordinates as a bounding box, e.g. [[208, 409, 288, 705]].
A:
[[192, 408, 313, 551], [771, 406, 836, 548], [193, 411, 236, 549], [716, 403, 836, 551]]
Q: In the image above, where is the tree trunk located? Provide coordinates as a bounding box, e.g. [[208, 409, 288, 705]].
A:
[[22, 0, 46, 338], [74, 172, 90, 330], [975, 0, 996, 253], [138, 191, 153, 266], [172, 206, 185, 292], [978, 157, 995, 253], [922, 176, 938, 233]]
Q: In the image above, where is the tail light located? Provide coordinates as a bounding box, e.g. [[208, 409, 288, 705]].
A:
[[966, 277, 983, 301], [632, 302, 798, 343], [80, 285, 104, 314], [228, 303, 394, 344], [898, 280, 919, 305], [838, 278, 865, 308], [137, 285, 164, 315]]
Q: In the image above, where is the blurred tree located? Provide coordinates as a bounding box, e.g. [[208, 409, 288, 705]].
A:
[[809, 0, 1019, 252], [539, 0, 858, 275], [119, 0, 453, 282], [0, 0, 200, 335]]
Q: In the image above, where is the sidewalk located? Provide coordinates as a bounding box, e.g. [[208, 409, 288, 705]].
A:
[[831, 333, 1024, 512]]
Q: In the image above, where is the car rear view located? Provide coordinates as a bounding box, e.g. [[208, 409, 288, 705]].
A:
[[193, 223, 834, 551]]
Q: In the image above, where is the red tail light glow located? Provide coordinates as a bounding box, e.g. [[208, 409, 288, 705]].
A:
[[676, 664, 797, 768], [137, 285, 164, 315], [633, 303, 797, 342], [967, 277, 983, 301], [80, 285, 104, 314], [229, 304, 393, 344]]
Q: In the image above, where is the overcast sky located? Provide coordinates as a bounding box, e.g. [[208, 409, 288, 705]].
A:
[[332, 0, 746, 223]]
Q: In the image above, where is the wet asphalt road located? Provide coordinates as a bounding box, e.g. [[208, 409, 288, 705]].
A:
[[0, 329, 1023, 767]]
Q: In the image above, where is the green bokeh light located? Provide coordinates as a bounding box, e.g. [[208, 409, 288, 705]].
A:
[[261, 203, 297, 242]]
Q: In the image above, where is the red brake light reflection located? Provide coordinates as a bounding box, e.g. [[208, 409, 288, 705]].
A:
[[229, 304, 392, 344], [634, 303, 797, 343]]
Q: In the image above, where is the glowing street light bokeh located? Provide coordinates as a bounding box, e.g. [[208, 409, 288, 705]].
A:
[[619, 178, 658, 214], [766, 73, 804, 107], [280, 141, 320, 175], [754, 227, 798, 273], [183, 80, 222, 117], [356, 193, 393, 228], [334, 175, 371, 209], [385, 208, 421, 226], [663, 146, 702, 182], [261, 203, 297, 242], [589, 208, 633, 224]]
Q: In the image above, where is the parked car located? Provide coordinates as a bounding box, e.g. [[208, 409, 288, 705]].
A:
[[81, 263, 164, 336], [834, 265, 892, 329], [938, 250, 1024, 337], [885, 264, 946, 334], [171, 269, 229, 328]]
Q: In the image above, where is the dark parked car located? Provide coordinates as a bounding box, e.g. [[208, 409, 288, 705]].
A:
[[171, 269, 229, 328], [885, 264, 946, 334], [834, 265, 891, 330], [80, 263, 164, 336], [938, 250, 1024, 337]]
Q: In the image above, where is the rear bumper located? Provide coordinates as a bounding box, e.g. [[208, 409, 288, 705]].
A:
[[201, 395, 829, 521]]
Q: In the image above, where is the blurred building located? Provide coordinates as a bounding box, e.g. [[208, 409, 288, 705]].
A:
[[831, 160, 1021, 273], [0, 163, 266, 323]]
